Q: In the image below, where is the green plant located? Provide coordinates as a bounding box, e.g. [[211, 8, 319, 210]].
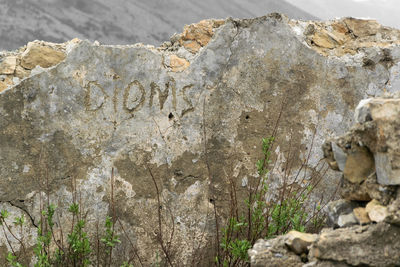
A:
[[220, 218, 251, 264], [121, 262, 134, 267], [216, 134, 330, 266], [1, 170, 143, 266], [6, 251, 22, 267], [65, 202, 91, 266], [152, 251, 161, 267], [1, 209, 28, 266], [34, 204, 57, 267], [101, 216, 121, 251], [101, 215, 121, 266]]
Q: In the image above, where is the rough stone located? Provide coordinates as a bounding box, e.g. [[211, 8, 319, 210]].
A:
[[322, 141, 340, 171], [366, 199, 389, 223], [353, 207, 371, 225], [21, 41, 66, 69], [386, 188, 400, 226], [253, 223, 400, 266], [331, 142, 346, 172], [343, 145, 375, 184], [303, 260, 349, 267], [252, 93, 400, 267], [340, 173, 372, 201], [0, 75, 13, 92], [354, 97, 400, 185], [326, 199, 360, 228], [14, 65, 30, 79], [285, 230, 318, 255], [290, 17, 400, 57], [343, 18, 381, 38], [323, 94, 400, 211], [375, 152, 400, 185], [311, 29, 342, 49], [167, 54, 190, 72], [0, 56, 17, 74], [249, 237, 304, 267], [337, 212, 358, 228], [2, 14, 400, 265], [309, 223, 400, 266], [177, 19, 225, 53]]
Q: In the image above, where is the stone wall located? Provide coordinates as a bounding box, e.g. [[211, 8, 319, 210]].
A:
[[1, 13, 400, 265], [249, 94, 400, 266]]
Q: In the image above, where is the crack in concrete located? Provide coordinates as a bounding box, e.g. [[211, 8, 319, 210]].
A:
[[7, 200, 38, 228]]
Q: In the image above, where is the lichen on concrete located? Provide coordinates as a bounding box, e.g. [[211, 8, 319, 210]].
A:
[[1, 13, 400, 265]]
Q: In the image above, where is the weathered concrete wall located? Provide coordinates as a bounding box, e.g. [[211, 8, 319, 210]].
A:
[[1, 14, 400, 265]]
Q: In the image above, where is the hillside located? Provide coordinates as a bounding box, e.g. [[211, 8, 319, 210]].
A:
[[0, 0, 317, 51], [286, 0, 400, 29]]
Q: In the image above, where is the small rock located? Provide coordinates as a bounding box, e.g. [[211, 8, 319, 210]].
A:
[[183, 40, 202, 53], [326, 199, 360, 228], [12, 77, 20, 84], [366, 199, 388, 222], [337, 212, 358, 228], [168, 55, 190, 72], [375, 152, 400, 185], [252, 239, 271, 250], [322, 141, 339, 171], [0, 56, 17, 74], [353, 207, 371, 225], [179, 19, 224, 53], [354, 98, 373, 123], [285, 230, 317, 255], [302, 261, 318, 267], [340, 175, 372, 201], [332, 142, 347, 171], [0, 75, 13, 92], [350, 97, 400, 185], [342, 18, 381, 37], [21, 42, 66, 70], [162, 41, 172, 47], [14, 65, 31, 79], [311, 29, 341, 49], [343, 145, 375, 184]]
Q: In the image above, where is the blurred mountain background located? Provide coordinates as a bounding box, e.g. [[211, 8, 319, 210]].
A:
[[286, 0, 400, 30], [1, 0, 398, 51], [0, 0, 316, 50]]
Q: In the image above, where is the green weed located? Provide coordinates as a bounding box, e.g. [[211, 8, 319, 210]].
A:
[[216, 135, 329, 266]]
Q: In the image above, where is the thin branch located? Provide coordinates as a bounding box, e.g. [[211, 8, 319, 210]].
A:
[[2, 217, 27, 259], [1, 220, 17, 257], [117, 218, 144, 267], [165, 205, 175, 253], [108, 168, 116, 266], [147, 165, 174, 267]]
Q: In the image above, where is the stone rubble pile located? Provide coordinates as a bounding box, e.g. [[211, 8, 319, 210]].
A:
[[249, 94, 400, 267], [0, 40, 76, 92], [289, 17, 400, 57]]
